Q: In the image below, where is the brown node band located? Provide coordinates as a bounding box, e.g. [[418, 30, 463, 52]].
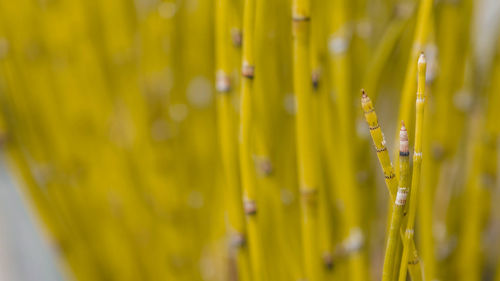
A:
[[242, 64, 255, 79], [216, 75, 231, 93], [369, 124, 380, 130], [244, 200, 257, 215], [300, 187, 318, 203], [230, 233, 246, 248], [408, 258, 420, 265], [231, 28, 242, 47], [399, 151, 410, 156], [312, 72, 320, 91], [292, 15, 311, 22], [322, 252, 333, 270], [253, 155, 273, 177], [376, 147, 387, 153], [363, 108, 375, 114]]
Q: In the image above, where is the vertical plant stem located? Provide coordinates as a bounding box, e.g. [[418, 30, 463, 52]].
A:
[[215, 0, 251, 279], [382, 122, 410, 281], [457, 110, 485, 281], [419, 87, 437, 281], [239, 0, 265, 278], [399, 53, 426, 281], [292, 0, 322, 279], [310, 0, 335, 273]]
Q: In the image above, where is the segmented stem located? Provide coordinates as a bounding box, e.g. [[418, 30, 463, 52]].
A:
[[239, 0, 265, 278], [215, 0, 251, 279], [399, 53, 426, 281], [292, 0, 322, 279], [361, 90, 396, 198], [382, 122, 410, 281]]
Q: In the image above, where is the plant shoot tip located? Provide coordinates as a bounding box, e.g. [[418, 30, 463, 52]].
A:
[[418, 53, 426, 65]]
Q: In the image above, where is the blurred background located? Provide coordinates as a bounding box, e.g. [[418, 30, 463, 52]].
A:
[[1, 0, 500, 280]]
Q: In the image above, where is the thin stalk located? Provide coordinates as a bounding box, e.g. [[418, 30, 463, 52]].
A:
[[239, 0, 265, 278], [311, 0, 334, 273], [292, 0, 322, 279], [382, 122, 410, 281], [399, 53, 426, 281], [419, 83, 437, 281], [488, 35, 500, 281], [313, 68, 334, 274], [457, 34, 500, 281], [457, 110, 484, 281], [215, 0, 251, 279], [361, 90, 397, 197], [319, 61, 343, 277]]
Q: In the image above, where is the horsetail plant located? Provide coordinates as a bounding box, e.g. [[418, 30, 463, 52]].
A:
[[399, 53, 427, 281], [239, 0, 265, 278], [292, 0, 322, 279], [361, 90, 397, 198], [215, 0, 251, 279], [382, 122, 410, 281], [361, 90, 422, 280], [3, 1, 500, 281]]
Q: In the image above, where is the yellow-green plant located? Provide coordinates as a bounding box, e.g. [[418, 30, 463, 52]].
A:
[[399, 53, 427, 281], [239, 0, 266, 279], [382, 122, 409, 281], [292, 0, 322, 279], [215, 0, 251, 279], [361, 90, 422, 280], [1, 1, 500, 281]]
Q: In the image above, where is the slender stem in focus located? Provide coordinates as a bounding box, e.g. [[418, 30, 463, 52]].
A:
[[399, 53, 427, 281]]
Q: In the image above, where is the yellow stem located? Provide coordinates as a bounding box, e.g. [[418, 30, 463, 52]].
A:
[[399, 53, 426, 281], [215, 0, 251, 279], [382, 122, 410, 281], [292, 0, 322, 279]]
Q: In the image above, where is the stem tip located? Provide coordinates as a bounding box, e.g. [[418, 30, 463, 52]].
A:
[[418, 52, 426, 66]]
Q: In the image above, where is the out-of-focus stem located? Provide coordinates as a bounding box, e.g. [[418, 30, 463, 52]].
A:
[[292, 0, 323, 279], [215, 0, 251, 279], [239, 0, 265, 278]]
